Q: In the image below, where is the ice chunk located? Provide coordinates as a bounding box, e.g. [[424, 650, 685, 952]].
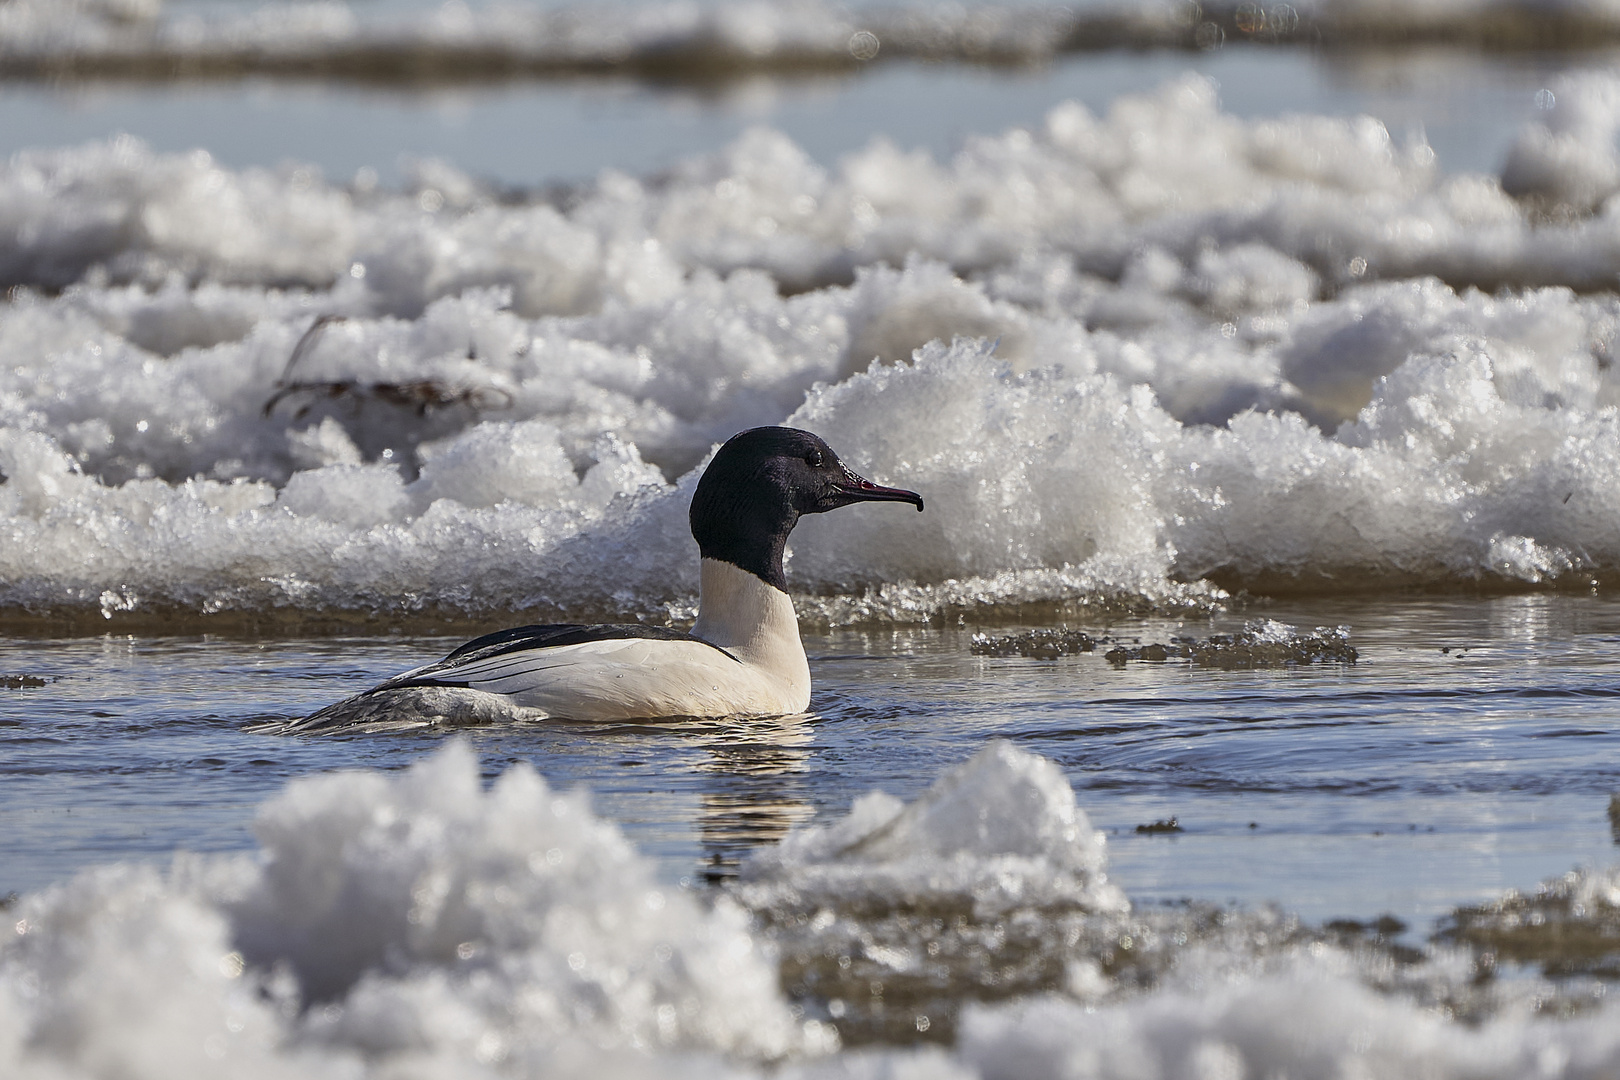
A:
[[232, 742, 814, 1056], [278, 462, 409, 528], [788, 338, 1175, 596], [1502, 71, 1620, 211], [410, 419, 581, 512], [0, 742, 829, 1079], [959, 952, 1620, 1080], [742, 741, 1127, 916]]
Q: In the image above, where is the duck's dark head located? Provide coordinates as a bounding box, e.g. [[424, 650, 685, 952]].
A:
[[690, 427, 924, 591]]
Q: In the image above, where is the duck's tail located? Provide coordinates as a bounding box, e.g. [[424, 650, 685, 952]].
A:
[[246, 686, 537, 735]]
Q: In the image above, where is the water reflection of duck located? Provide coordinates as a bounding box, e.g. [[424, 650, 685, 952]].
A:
[[579, 711, 818, 881], [696, 718, 818, 882], [288, 427, 922, 730], [650, 714, 822, 882]]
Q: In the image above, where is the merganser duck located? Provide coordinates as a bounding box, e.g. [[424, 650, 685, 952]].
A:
[[285, 427, 923, 730]]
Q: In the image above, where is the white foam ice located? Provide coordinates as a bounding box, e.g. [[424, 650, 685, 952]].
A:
[[0, 61, 1562, 300], [739, 741, 1128, 917], [12, 741, 1620, 1079], [10, 74, 1620, 621], [742, 744, 1620, 1077], [957, 956, 1620, 1080], [1, 741, 831, 1080], [1503, 71, 1620, 210]]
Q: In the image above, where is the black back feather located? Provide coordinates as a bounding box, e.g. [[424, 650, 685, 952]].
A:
[[374, 623, 738, 693]]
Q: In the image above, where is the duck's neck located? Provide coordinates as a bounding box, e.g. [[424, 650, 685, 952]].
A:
[[691, 558, 809, 685]]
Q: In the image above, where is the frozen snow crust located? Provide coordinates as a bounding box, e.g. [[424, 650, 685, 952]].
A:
[[12, 75, 1620, 624], [9, 741, 1620, 1078]]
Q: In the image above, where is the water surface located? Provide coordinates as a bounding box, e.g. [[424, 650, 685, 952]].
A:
[[8, 594, 1617, 930], [0, 46, 1588, 185]]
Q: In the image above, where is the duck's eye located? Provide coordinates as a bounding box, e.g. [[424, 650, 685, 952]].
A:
[[805, 449, 825, 468]]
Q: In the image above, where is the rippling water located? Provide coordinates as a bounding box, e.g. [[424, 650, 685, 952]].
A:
[[9, 594, 1617, 926]]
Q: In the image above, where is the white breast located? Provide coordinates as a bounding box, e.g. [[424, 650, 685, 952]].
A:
[[690, 557, 811, 704], [440, 559, 810, 722]]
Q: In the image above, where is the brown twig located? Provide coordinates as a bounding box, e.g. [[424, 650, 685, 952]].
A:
[[263, 315, 513, 419]]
